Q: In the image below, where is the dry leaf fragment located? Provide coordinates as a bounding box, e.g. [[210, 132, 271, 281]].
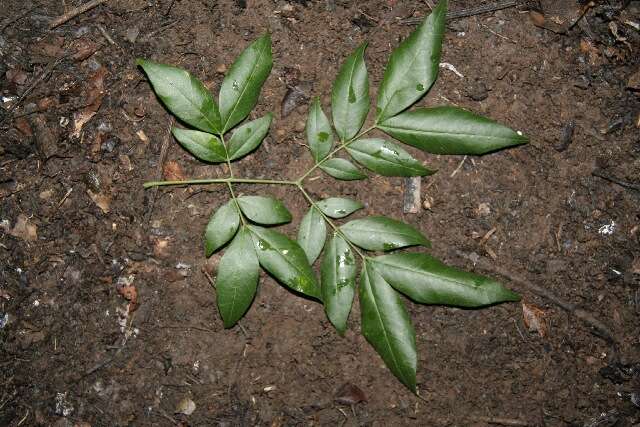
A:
[[522, 302, 548, 338], [163, 161, 186, 181], [86, 189, 111, 213], [175, 397, 196, 415], [72, 67, 107, 138], [334, 383, 367, 405], [10, 214, 38, 242], [116, 275, 138, 311]]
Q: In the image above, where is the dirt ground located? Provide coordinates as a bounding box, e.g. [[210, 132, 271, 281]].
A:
[[1, 0, 639, 425]]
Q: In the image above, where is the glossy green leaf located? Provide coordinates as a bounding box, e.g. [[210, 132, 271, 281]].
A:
[[216, 227, 259, 328], [317, 197, 363, 219], [319, 158, 366, 181], [376, 0, 447, 121], [172, 127, 226, 163], [297, 207, 326, 264], [347, 138, 434, 177], [219, 35, 272, 132], [360, 261, 416, 392], [248, 225, 320, 299], [321, 234, 356, 334], [340, 216, 430, 251], [227, 113, 273, 160], [371, 253, 520, 307], [137, 59, 221, 133], [332, 42, 369, 141], [378, 107, 528, 155], [306, 98, 334, 162], [205, 200, 240, 257], [237, 196, 292, 225]]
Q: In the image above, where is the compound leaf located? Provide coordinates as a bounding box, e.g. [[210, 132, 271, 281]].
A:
[[306, 98, 334, 163], [378, 107, 528, 155], [371, 253, 520, 307], [376, 0, 446, 121], [317, 197, 363, 219], [205, 200, 240, 257], [347, 138, 434, 177], [321, 234, 356, 335], [237, 196, 292, 225], [332, 42, 369, 141], [219, 34, 272, 132], [216, 227, 259, 328], [248, 225, 321, 299], [172, 127, 226, 163], [319, 158, 366, 181], [137, 59, 221, 133], [360, 261, 416, 392], [297, 206, 327, 264], [340, 216, 430, 251], [227, 113, 273, 161]]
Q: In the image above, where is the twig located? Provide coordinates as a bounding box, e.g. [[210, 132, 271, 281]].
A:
[[0, 5, 38, 31], [145, 118, 175, 223], [474, 416, 530, 426], [464, 254, 619, 359], [95, 23, 116, 45], [48, 0, 107, 30], [401, 1, 521, 24], [450, 155, 467, 177], [0, 57, 64, 127], [592, 168, 640, 193]]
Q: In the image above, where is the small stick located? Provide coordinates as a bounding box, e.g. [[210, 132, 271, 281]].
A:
[[145, 118, 175, 222], [403, 176, 422, 214], [401, 1, 521, 24], [592, 168, 640, 193], [0, 5, 38, 31], [95, 23, 116, 45], [474, 416, 530, 426], [450, 155, 467, 177], [465, 254, 619, 357], [0, 57, 64, 127], [48, 0, 107, 30]]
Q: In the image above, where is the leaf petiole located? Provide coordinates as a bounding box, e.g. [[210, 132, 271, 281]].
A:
[[143, 178, 298, 188], [295, 183, 366, 260], [297, 125, 376, 183]]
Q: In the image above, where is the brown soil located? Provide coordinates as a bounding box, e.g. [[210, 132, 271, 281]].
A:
[[1, 1, 639, 426]]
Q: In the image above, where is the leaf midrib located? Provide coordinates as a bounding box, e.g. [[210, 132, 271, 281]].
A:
[[373, 257, 482, 293], [348, 145, 424, 174], [222, 42, 269, 132], [381, 123, 520, 142], [363, 265, 411, 385], [158, 70, 218, 133], [249, 228, 315, 295]]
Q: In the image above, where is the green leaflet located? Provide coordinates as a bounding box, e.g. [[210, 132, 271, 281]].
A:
[[248, 225, 320, 299], [306, 98, 334, 163], [340, 216, 430, 251], [360, 261, 417, 392], [204, 200, 240, 257], [219, 34, 272, 132], [172, 127, 226, 163], [371, 253, 520, 307], [297, 206, 327, 264], [237, 196, 292, 225], [332, 42, 370, 141], [137, 59, 221, 133], [346, 138, 434, 177], [378, 107, 528, 155], [376, 1, 447, 121], [317, 197, 363, 219], [319, 158, 367, 181], [216, 227, 259, 328], [227, 114, 273, 161], [321, 234, 356, 335]]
